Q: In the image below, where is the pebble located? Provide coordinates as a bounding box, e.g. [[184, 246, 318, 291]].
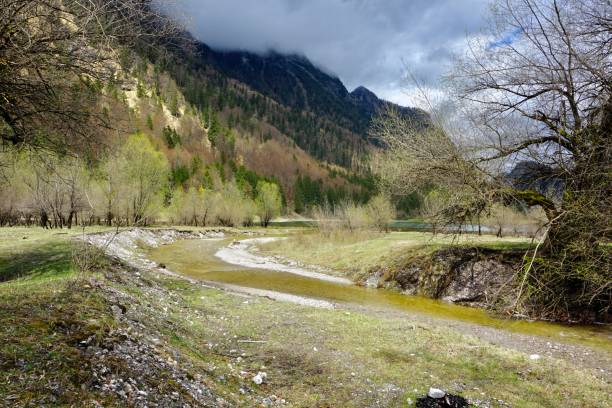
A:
[[428, 387, 446, 399], [252, 371, 267, 385]]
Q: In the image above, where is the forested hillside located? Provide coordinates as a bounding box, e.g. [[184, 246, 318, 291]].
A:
[[196, 44, 428, 145], [1, 13, 402, 228], [1, 0, 433, 229], [149, 40, 429, 169]]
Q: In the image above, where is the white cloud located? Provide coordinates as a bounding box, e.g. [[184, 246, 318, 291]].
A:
[[174, 0, 490, 106]]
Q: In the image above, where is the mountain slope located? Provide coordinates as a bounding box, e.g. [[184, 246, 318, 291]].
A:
[[196, 43, 428, 141], [126, 40, 424, 208]]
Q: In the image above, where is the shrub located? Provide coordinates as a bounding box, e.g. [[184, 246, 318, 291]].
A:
[[256, 181, 282, 227], [215, 182, 255, 227], [366, 194, 396, 232], [339, 201, 371, 232]]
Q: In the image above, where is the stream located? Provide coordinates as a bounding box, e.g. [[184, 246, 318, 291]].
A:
[[147, 237, 611, 353]]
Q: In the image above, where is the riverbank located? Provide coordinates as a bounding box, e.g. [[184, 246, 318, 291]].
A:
[[149, 233, 611, 360], [1, 227, 610, 407], [254, 230, 547, 316], [255, 229, 530, 281]]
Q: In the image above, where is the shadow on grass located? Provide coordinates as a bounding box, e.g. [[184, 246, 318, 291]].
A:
[[0, 241, 73, 282]]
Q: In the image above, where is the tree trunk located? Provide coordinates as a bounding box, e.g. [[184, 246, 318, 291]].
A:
[[40, 209, 49, 228], [67, 210, 74, 229]]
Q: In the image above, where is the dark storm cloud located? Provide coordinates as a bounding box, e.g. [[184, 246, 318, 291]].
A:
[[175, 0, 490, 106]]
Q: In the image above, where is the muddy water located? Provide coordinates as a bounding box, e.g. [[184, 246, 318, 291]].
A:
[[148, 238, 611, 351]]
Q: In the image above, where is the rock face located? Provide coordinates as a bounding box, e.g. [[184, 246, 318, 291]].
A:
[[508, 160, 564, 201], [384, 247, 521, 306]]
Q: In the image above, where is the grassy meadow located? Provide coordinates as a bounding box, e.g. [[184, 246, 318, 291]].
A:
[[0, 227, 609, 407]]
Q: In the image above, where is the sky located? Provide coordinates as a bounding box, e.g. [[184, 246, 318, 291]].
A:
[[175, 0, 491, 108]]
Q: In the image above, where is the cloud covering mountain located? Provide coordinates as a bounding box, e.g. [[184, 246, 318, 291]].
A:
[[175, 0, 489, 107]]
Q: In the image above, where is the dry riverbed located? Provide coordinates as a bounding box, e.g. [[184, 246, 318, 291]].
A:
[[1, 227, 610, 407]]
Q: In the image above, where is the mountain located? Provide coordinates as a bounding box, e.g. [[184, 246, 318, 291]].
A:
[[196, 43, 427, 141], [507, 161, 565, 201], [156, 41, 428, 169], [130, 40, 427, 209]]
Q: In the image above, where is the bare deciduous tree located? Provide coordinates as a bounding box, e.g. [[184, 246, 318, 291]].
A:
[[0, 0, 182, 152], [375, 0, 611, 320], [256, 181, 282, 227]]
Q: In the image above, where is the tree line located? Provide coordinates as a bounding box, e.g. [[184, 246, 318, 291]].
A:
[[0, 133, 283, 228]]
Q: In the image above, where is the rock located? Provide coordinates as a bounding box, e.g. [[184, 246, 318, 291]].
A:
[[416, 392, 469, 408], [252, 371, 267, 385], [111, 305, 124, 319], [364, 272, 382, 288], [392, 247, 520, 306], [529, 354, 541, 360], [428, 388, 446, 399], [123, 383, 133, 395]]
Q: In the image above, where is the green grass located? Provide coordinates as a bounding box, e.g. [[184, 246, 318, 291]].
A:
[[0, 227, 124, 406], [0, 227, 608, 407], [258, 230, 531, 280], [0, 277, 121, 404], [0, 229, 76, 282], [158, 277, 610, 408]]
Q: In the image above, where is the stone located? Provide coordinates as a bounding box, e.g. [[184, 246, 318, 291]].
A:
[[364, 272, 381, 288], [529, 354, 541, 360], [111, 305, 124, 319], [417, 392, 469, 408], [252, 372, 267, 385], [428, 388, 446, 399]]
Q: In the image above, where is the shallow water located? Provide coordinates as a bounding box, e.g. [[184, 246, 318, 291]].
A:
[[148, 238, 611, 351]]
